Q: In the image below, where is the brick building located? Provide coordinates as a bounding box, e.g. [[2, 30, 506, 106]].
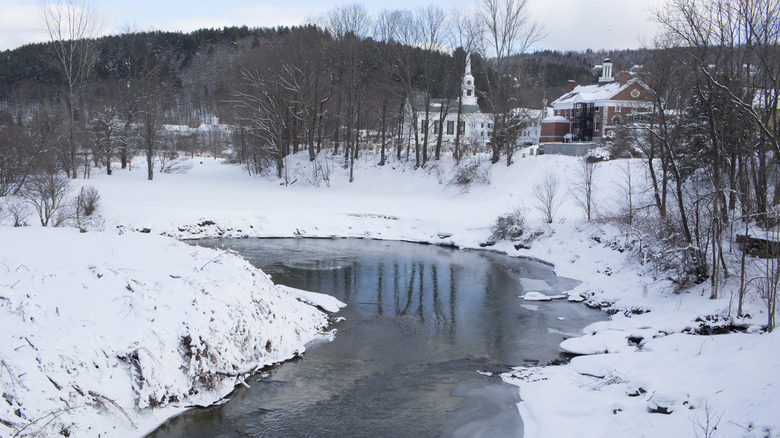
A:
[[540, 58, 654, 144]]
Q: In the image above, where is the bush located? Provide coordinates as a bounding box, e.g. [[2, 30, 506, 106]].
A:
[[490, 208, 526, 241], [585, 147, 610, 162], [449, 161, 490, 190], [77, 186, 101, 217]]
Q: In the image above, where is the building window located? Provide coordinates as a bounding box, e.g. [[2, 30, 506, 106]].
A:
[[458, 121, 465, 134], [488, 123, 492, 129], [595, 115, 601, 133], [467, 90, 472, 96], [611, 115, 623, 126], [447, 120, 454, 135], [420, 119, 428, 132], [434, 121, 440, 134]]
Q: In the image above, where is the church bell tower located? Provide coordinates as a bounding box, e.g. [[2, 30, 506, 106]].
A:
[[462, 53, 478, 106]]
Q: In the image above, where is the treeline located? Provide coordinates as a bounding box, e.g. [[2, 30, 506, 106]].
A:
[[0, 0, 560, 190]]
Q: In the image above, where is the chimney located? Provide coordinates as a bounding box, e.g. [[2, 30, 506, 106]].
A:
[[619, 71, 629, 86], [567, 80, 576, 93]]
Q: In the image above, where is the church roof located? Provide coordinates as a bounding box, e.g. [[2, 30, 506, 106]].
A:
[[409, 96, 482, 114]]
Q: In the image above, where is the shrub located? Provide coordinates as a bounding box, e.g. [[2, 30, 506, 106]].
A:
[[449, 161, 490, 190], [490, 208, 526, 241], [77, 186, 101, 217]]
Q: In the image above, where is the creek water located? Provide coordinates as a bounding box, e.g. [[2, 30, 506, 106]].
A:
[[147, 238, 605, 437]]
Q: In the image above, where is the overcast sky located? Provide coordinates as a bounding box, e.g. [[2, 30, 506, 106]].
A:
[[0, 0, 665, 52]]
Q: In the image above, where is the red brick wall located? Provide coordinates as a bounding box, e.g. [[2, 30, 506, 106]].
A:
[[540, 120, 571, 143]]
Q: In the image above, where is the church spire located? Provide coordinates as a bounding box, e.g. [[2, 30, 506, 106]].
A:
[[462, 52, 477, 106]]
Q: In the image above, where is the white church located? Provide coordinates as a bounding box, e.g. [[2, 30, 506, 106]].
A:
[[402, 55, 503, 152], [402, 55, 542, 152]]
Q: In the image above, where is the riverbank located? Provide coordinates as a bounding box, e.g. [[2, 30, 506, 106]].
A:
[[2, 151, 778, 437], [0, 228, 342, 437]]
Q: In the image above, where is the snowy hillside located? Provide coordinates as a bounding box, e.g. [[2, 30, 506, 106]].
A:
[[0, 228, 339, 437], [1, 150, 779, 437]]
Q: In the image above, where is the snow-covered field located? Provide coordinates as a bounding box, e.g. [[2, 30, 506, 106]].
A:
[[1, 150, 778, 437]]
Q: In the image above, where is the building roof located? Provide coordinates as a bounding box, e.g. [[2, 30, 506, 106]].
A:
[[551, 78, 652, 107], [408, 95, 483, 114], [553, 82, 623, 106], [541, 115, 568, 123]]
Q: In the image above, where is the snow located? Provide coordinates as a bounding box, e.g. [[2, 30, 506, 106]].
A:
[[552, 82, 623, 105], [1, 150, 779, 437], [522, 292, 567, 301], [0, 228, 338, 437]]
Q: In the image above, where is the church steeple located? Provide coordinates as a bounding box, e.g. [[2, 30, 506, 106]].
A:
[[462, 52, 478, 106]]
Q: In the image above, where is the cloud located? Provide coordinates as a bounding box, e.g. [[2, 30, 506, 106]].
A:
[[224, 3, 330, 28], [527, 0, 663, 51], [0, 0, 48, 50]]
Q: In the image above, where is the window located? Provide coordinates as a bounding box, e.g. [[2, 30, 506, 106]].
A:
[[447, 120, 454, 135], [420, 119, 428, 132], [488, 123, 492, 129], [433, 121, 440, 134], [467, 90, 472, 96], [594, 115, 601, 133], [611, 115, 623, 126], [458, 121, 465, 134]]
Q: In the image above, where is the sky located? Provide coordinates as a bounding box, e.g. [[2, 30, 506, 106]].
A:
[[0, 0, 665, 52]]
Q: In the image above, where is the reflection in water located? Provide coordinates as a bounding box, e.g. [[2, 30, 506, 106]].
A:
[[148, 238, 605, 438]]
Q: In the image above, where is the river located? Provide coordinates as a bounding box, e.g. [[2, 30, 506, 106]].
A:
[[147, 238, 605, 437]]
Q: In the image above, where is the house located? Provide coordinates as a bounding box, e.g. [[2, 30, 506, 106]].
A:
[[540, 58, 654, 144]]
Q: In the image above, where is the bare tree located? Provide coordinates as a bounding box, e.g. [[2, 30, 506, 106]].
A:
[[375, 9, 407, 165], [139, 91, 166, 181], [0, 107, 60, 196], [90, 104, 120, 175], [572, 158, 599, 221], [533, 171, 563, 224], [416, 5, 449, 165], [476, 0, 542, 165], [234, 66, 293, 180], [326, 3, 372, 182], [20, 168, 72, 227], [39, 0, 101, 178]]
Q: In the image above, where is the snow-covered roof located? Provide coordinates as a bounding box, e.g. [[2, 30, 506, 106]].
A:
[[542, 115, 568, 123], [552, 82, 623, 106], [551, 78, 653, 108]]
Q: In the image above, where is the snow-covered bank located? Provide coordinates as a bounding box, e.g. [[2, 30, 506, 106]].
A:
[[2, 151, 779, 437], [506, 331, 780, 438], [0, 228, 341, 437]]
